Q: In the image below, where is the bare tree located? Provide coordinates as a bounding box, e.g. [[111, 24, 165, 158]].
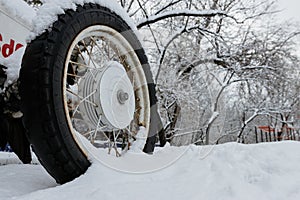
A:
[[126, 0, 300, 145]]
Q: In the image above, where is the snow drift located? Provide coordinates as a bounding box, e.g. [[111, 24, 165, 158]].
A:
[[1, 141, 300, 200]]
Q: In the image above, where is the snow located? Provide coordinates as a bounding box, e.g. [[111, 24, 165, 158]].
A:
[[0, 0, 35, 29], [1, 141, 300, 200], [29, 0, 137, 41], [207, 111, 219, 125], [129, 126, 148, 153], [0, 48, 25, 89], [0, 152, 23, 165]]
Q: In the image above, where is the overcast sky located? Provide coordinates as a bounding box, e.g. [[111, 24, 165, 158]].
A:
[[277, 0, 300, 22], [277, 0, 300, 53]]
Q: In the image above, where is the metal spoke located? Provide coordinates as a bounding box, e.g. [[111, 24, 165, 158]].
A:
[[66, 88, 97, 106], [87, 69, 98, 84], [113, 130, 122, 143], [75, 44, 88, 62], [108, 130, 122, 157], [106, 40, 111, 60], [91, 37, 118, 61], [67, 73, 82, 78], [90, 37, 109, 61], [124, 127, 134, 138], [69, 60, 92, 69], [91, 115, 103, 143], [67, 89, 98, 118], [81, 39, 98, 68]]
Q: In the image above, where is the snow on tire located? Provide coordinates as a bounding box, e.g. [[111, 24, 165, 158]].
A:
[[20, 3, 157, 184]]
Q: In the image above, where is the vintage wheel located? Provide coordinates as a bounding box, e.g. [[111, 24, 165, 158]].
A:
[[20, 3, 158, 184]]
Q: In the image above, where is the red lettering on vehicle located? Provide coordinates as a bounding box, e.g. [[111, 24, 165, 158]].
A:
[[15, 43, 24, 51], [2, 39, 15, 58], [0, 33, 24, 58]]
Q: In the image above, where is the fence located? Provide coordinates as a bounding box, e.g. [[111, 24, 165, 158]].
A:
[[254, 126, 300, 143]]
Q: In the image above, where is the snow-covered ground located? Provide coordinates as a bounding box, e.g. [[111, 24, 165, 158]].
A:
[[1, 141, 300, 200]]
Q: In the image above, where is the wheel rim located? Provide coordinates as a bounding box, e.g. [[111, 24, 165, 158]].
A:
[[63, 25, 150, 157]]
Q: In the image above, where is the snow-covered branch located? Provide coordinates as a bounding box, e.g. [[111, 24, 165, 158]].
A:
[[137, 9, 227, 28]]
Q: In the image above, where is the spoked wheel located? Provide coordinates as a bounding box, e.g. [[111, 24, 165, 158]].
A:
[[64, 25, 151, 156], [20, 3, 158, 184]]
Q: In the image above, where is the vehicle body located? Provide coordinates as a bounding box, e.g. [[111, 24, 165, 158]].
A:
[[0, 1, 33, 62], [0, 0, 35, 164], [0, 0, 165, 183]]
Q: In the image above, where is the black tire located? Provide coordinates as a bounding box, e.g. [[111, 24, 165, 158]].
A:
[[20, 3, 158, 184]]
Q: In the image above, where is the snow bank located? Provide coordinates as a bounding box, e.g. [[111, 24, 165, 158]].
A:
[[0, 152, 22, 165], [0, 151, 39, 166], [1, 141, 300, 200], [0, 164, 56, 199], [29, 0, 137, 41]]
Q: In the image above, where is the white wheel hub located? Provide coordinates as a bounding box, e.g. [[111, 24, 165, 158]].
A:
[[79, 61, 135, 130]]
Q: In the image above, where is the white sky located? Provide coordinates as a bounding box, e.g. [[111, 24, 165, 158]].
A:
[[277, 0, 300, 22], [276, 0, 300, 54]]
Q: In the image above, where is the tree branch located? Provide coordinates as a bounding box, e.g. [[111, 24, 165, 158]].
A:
[[137, 9, 227, 28]]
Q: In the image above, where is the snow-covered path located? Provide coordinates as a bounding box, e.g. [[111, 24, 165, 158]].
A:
[[1, 141, 300, 200]]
